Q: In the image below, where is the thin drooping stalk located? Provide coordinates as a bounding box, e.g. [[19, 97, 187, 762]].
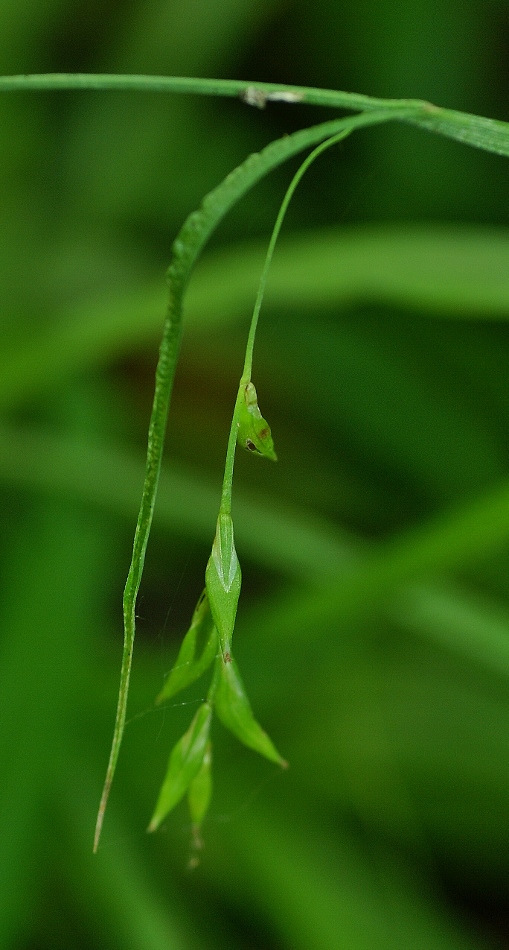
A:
[[219, 127, 359, 526], [3, 73, 509, 157], [219, 387, 244, 517], [241, 127, 353, 384], [93, 106, 418, 851]]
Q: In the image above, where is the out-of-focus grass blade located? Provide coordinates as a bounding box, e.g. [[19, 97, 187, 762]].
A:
[[0, 422, 353, 578], [0, 499, 110, 947], [264, 309, 502, 502], [205, 786, 488, 950], [64, 767, 222, 950], [3, 422, 509, 684], [281, 627, 509, 880], [2, 225, 509, 409], [253, 476, 509, 648], [393, 581, 509, 678], [189, 224, 509, 325]]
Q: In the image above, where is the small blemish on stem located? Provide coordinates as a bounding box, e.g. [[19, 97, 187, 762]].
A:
[[241, 86, 267, 109], [266, 90, 304, 104], [240, 87, 305, 109]]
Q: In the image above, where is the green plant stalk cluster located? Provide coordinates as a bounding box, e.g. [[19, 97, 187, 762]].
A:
[[12, 72, 506, 851], [91, 105, 418, 852]]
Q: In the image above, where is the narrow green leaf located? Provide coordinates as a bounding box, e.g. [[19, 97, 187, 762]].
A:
[[148, 702, 212, 832], [205, 513, 241, 661], [237, 382, 277, 460], [7, 74, 509, 159], [187, 741, 213, 828], [214, 658, 287, 767], [156, 591, 218, 703]]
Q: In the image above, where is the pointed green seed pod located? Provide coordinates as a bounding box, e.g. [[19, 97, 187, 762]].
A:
[[188, 741, 213, 829], [148, 702, 212, 832], [214, 658, 287, 767], [237, 381, 277, 461], [156, 590, 218, 703], [205, 513, 241, 662]]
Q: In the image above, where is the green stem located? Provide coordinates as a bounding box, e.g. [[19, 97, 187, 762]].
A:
[[242, 126, 353, 382], [0, 72, 430, 110], [222, 127, 363, 536], [93, 105, 415, 851], [2, 73, 509, 156], [230, 129, 360, 511]]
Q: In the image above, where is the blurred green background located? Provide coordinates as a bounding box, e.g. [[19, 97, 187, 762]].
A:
[[3, 1, 509, 947]]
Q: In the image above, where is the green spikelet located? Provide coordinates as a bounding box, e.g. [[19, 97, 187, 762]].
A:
[[237, 382, 277, 461]]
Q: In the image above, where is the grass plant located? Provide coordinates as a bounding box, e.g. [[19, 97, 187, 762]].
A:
[[3, 55, 509, 949]]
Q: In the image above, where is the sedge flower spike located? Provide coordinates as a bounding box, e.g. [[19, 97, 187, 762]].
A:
[[156, 590, 217, 703], [205, 512, 241, 662], [237, 381, 277, 460], [148, 702, 212, 832], [98, 111, 366, 851]]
